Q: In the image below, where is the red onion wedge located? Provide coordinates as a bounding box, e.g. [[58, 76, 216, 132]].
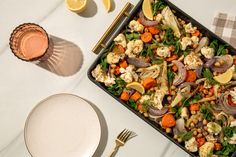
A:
[[138, 11, 159, 26], [218, 92, 236, 115], [172, 60, 187, 86], [194, 37, 209, 53], [210, 55, 233, 73], [127, 57, 151, 68], [204, 58, 216, 68], [196, 65, 203, 78]]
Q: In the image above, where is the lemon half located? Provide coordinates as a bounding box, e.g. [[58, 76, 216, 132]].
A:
[[102, 0, 111, 12], [65, 0, 87, 13], [142, 0, 154, 20], [126, 82, 145, 94], [213, 66, 234, 84]]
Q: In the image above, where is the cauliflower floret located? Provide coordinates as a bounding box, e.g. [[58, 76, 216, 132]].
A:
[[191, 36, 199, 44], [229, 87, 236, 104], [92, 64, 115, 86], [199, 142, 214, 157], [150, 89, 166, 110], [114, 33, 127, 48], [155, 13, 163, 23], [205, 134, 217, 143], [201, 46, 215, 59], [106, 52, 125, 64], [181, 37, 192, 50], [184, 23, 197, 33], [181, 107, 189, 119], [125, 40, 144, 58], [138, 95, 151, 104], [120, 65, 138, 83], [184, 52, 203, 70], [230, 119, 236, 127], [156, 46, 170, 58], [129, 20, 144, 32], [185, 137, 198, 152], [229, 133, 236, 144], [206, 122, 222, 135], [92, 64, 106, 82]]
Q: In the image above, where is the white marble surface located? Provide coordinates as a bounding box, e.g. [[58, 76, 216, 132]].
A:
[[1, 0, 236, 157]]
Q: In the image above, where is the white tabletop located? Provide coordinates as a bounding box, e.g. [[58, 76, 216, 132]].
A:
[[1, 0, 236, 157]]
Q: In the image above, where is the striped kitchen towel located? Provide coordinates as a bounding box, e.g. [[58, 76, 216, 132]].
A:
[[212, 13, 236, 48]]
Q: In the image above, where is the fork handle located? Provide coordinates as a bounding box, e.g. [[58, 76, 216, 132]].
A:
[[109, 145, 120, 157]]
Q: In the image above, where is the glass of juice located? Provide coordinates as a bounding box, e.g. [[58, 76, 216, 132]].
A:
[[10, 23, 49, 62], [9, 23, 83, 76]]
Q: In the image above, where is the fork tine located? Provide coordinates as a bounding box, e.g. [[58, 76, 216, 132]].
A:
[[122, 131, 132, 142], [117, 129, 127, 139], [118, 129, 129, 141]]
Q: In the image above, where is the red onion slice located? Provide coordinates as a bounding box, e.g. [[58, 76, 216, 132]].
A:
[[138, 11, 159, 26], [210, 55, 233, 73], [172, 60, 187, 86], [148, 106, 168, 117], [194, 37, 209, 53], [204, 58, 216, 68], [218, 92, 236, 115], [196, 65, 203, 78], [179, 82, 197, 89], [127, 57, 151, 68]]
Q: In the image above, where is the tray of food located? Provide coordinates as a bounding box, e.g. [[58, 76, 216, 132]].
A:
[[88, 0, 236, 156]]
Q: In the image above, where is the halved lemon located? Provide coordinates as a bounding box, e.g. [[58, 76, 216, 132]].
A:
[[142, 0, 153, 20], [126, 82, 145, 94], [213, 66, 234, 84], [102, 0, 111, 12], [65, 0, 87, 13]]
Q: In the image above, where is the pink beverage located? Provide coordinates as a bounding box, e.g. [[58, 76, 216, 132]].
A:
[[10, 23, 49, 61]]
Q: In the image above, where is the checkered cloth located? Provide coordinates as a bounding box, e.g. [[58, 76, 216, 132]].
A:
[[212, 13, 236, 48]]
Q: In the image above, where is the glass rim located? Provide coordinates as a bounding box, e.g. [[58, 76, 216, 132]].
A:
[[9, 23, 50, 62]]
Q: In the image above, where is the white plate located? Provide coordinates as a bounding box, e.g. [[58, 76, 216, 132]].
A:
[[24, 93, 101, 157]]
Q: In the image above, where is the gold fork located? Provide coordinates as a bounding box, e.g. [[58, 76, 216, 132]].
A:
[[109, 129, 136, 157]]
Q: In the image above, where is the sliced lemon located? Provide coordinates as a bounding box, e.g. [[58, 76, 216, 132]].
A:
[[102, 0, 111, 12], [126, 82, 145, 94], [65, 0, 87, 13], [213, 66, 234, 84], [142, 0, 154, 20]]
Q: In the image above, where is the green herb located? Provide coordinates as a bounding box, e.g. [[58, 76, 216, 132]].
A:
[[202, 68, 217, 85], [216, 141, 236, 156], [167, 68, 175, 86], [173, 41, 182, 56], [209, 39, 218, 52], [100, 52, 108, 71], [192, 94, 202, 103], [173, 105, 182, 119], [125, 32, 140, 41], [179, 131, 193, 141], [182, 97, 191, 107], [216, 44, 228, 56], [183, 51, 190, 57], [152, 0, 166, 16], [223, 127, 236, 138], [142, 100, 150, 112], [127, 99, 137, 110], [209, 39, 228, 56], [107, 79, 126, 96], [151, 58, 164, 64], [163, 28, 178, 45], [200, 103, 213, 121]]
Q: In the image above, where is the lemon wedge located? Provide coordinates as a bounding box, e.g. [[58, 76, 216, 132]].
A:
[[65, 0, 87, 13], [142, 0, 154, 20], [213, 66, 234, 84], [126, 82, 145, 94], [102, 0, 111, 12]]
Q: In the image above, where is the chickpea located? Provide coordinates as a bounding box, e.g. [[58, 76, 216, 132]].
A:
[[193, 118, 198, 124], [203, 89, 209, 95], [191, 111, 196, 115], [214, 62, 221, 67], [219, 60, 225, 65], [197, 128, 202, 133], [166, 128, 171, 133], [167, 96, 172, 101], [203, 131, 208, 136], [190, 122, 195, 128], [203, 119, 208, 125], [177, 138, 182, 143], [204, 126, 208, 131], [198, 117, 203, 122], [171, 91, 176, 96], [144, 112, 148, 117], [174, 135, 178, 139], [210, 101, 215, 105], [193, 130, 198, 136], [111, 64, 116, 68], [192, 44, 198, 49], [197, 133, 203, 138], [171, 85, 176, 90]]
